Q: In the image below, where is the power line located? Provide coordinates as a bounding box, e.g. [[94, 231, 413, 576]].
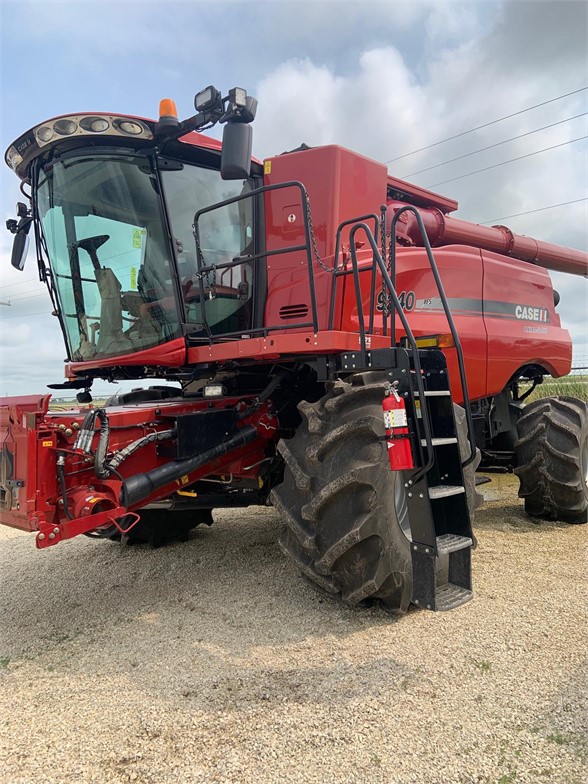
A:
[[402, 113, 587, 177], [0, 309, 54, 320], [0, 276, 42, 290], [4, 290, 46, 303], [479, 198, 587, 225], [426, 135, 588, 188], [385, 86, 588, 163]]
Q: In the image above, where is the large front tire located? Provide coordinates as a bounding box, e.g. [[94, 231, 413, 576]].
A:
[[271, 378, 480, 613], [514, 396, 588, 523]]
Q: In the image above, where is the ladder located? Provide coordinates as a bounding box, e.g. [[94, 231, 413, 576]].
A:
[[336, 345, 474, 611], [332, 208, 477, 612]]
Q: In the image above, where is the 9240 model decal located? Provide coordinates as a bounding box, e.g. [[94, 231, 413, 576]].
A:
[[376, 290, 415, 312]]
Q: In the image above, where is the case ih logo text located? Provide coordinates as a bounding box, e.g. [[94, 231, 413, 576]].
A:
[[16, 137, 34, 153], [515, 305, 549, 322]]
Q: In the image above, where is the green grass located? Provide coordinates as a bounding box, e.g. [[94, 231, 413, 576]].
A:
[[523, 375, 588, 403], [474, 659, 492, 672]]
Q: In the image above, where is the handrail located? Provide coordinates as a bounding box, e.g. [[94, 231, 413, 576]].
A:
[[348, 223, 435, 483], [328, 214, 380, 332], [194, 180, 320, 339], [389, 206, 477, 467]]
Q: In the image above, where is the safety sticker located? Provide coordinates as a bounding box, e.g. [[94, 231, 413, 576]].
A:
[[132, 228, 143, 249], [130, 266, 137, 290], [42, 440, 53, 447], [264, 160, 272, 175], [384, 410, 407, 428]]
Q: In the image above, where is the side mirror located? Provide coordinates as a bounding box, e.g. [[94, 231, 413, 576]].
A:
[[10, 217, 33, 271], [221, 122, 252, 180]]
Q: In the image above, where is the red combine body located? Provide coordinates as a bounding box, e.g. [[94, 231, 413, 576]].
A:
[[2, 85, 586, 614]]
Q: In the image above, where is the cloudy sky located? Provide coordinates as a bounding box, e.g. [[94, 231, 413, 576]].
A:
[[1, 0, 586, 397]]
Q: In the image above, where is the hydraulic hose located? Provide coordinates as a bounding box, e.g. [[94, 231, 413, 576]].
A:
[[120, 424, 258, 508], [104, 429, 175, 476], [57, 452, 74, 520], [93, 409, 110, 479]]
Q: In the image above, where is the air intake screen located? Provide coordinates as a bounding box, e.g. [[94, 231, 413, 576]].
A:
[[279, 304, 309, 320]]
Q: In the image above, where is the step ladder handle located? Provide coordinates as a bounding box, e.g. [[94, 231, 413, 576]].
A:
[[333, 214, 380, 268], [331, 214, 380, 336], [349, 223, 435, 482], [387, 212, 396, 346], [380, 205, 389, 338], [389, 206, 477, 467]]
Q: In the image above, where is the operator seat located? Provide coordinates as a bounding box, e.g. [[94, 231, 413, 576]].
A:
[[136, 231, 179, 340]]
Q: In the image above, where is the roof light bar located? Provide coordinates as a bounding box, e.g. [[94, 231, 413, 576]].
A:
[[33, 115, 153, 148], [6, 146, 23, 172]]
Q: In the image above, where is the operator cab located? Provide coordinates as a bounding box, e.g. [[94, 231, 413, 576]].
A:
[[5, 87, 259, 364]]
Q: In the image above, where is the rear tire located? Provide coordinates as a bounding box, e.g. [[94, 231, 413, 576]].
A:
[[271, 377, 480, 613], [514, 396, 588, 523]]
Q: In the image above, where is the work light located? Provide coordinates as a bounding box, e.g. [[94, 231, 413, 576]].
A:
[[194, 86, 221, 113]]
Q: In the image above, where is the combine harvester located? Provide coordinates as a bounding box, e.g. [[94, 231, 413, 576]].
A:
[[2, 85, 586, 613]]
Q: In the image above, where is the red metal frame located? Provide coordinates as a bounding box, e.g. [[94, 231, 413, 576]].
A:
[[0, 393, 276, 544]]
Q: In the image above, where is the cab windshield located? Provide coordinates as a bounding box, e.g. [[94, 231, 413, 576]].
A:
[[36, 152, 254, 361], [37, 154, 181, 361]]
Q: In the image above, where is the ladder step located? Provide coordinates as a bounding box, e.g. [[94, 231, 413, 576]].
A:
[[435, 583, 473, 611], [420, 437, 458, 446], [414, 390, 451, 397], [436, 533, 473, 554], [429, 485, 465, 500]]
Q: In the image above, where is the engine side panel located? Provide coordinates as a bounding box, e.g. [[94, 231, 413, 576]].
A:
[[482, 250, 571, 394]]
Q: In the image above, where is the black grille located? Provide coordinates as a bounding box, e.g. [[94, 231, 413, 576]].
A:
[[279, 304, 309, 320]]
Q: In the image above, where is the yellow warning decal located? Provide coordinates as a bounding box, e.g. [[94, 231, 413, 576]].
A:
[[130, 266, 137, 289], [132, 228, 143, 249], [42, 440, 53, 447], [179, 475, 189, 486], [264, 160, 272, 175]]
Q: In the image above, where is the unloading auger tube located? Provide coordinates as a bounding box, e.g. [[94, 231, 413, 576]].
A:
[[387, 201, 588, 277]]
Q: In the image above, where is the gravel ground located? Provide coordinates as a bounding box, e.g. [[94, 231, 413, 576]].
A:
[[0, 472, 586, 784]]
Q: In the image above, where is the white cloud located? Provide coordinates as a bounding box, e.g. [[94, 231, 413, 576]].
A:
[[254, 47, 433, 160], [0, 321, 32, 347]]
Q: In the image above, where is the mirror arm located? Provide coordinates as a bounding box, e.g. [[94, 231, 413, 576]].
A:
[[155, 107, 224, 146], [17, 216, 33, 234]]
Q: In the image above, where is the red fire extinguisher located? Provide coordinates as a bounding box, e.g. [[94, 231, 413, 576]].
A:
[[382, 384, 414, 471]]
